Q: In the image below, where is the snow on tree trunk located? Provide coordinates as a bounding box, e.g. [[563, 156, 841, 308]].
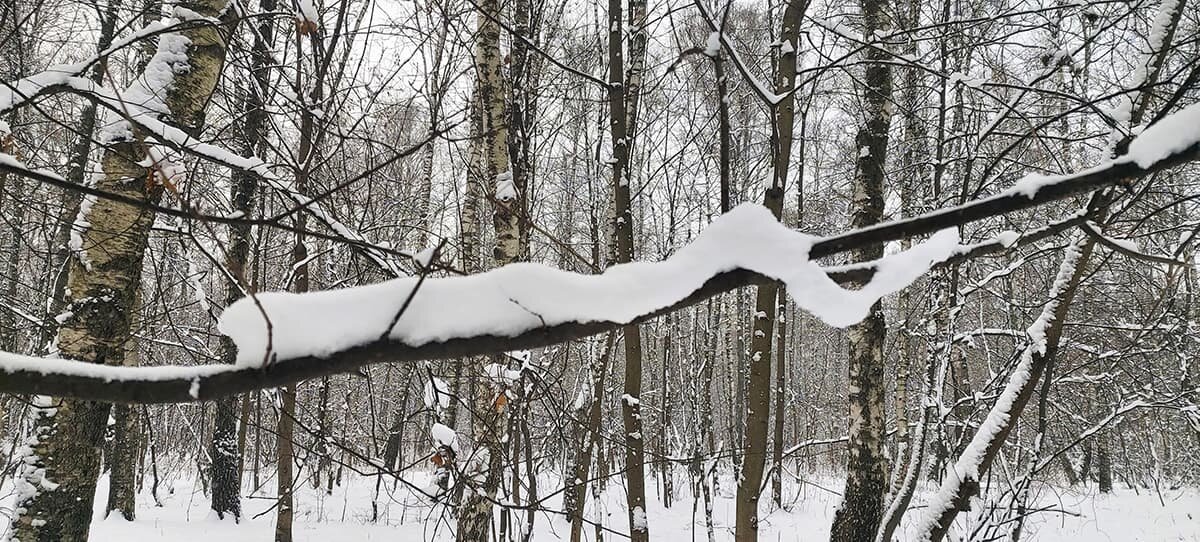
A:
[[7, 0, 230, 538], [916, 236, 1095, 541], [37, 0, 120, 356]]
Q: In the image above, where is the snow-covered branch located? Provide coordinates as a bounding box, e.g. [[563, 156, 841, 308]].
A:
[[0, 15, 220, 116], [1, 102, 1199, 403], [913, 238, 1088, 542], [0, 204, 960, 402]]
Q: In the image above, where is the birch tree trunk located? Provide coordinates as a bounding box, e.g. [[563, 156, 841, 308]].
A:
[[456, 0, 510, 536], [829, 0, 894, 538], [37, 0, 121, 355], [888, 0, 925, 496], [8, 0, 230, 537]]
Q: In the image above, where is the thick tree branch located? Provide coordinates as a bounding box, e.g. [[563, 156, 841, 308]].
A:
[[0, 138, 1198, 403]]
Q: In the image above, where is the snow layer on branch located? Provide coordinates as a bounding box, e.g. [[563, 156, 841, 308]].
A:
[[0, 32, 139, 116], [1127, 101, 1200, 168], [1107, 0, 1182, 151], [219, 203, 961, 366], [996, 94, 1199, 200], [914, 240, 1084, 541], [53, 75, 408, 277], [0, 348, 231, 381], [422, 376, 451, 410], [296, 0, 319, 25], [69, 178, 99, 270], [430, 423, 458, 452], [703, 32, 721, 57]]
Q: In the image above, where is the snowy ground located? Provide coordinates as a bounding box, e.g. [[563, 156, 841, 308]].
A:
[[81, 471, 1199, 541]]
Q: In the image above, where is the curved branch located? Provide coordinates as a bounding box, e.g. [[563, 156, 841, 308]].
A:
[[0, 133, 1198, 403]]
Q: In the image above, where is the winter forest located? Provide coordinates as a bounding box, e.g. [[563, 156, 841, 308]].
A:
[[0, 0, 1199, 538]]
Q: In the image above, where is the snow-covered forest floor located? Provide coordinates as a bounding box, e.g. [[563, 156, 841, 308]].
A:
[[86, 471, 1200, 541]]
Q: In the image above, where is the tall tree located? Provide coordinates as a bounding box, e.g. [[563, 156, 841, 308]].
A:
[[211, 0, 276, 520], [37, 0, 122, 355], [734, 0, 805, 539], [7, 0, 232, 537], [105, 289, 141, 520], [456, 0, 510, 535], [608, 0, 650, 537], [829, 0, 894, 538]]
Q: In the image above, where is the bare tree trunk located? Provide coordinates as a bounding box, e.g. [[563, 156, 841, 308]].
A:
[[0, 14, 25, 354], [380, 367, 411, 473], [211, 0, 274, 520], [567, 333, 615, 542], [314, 376, 331, 491], [770, 289, 787, 507], [275, 383, 297, 542], [713, 52, 731, 214], [734, 1, 804, 539], [877, 306, 941, 542], [106, 290, 142, 520], [0, 0, 24, 355], [106, 407, 140, 520], [829, 0, 894, 539], [887, 0, 925, 498], [0, 174, 23, 353], [659, 317, 675, 509], [8, 0, 230, 537], [275, 173, 306, 542], [605, 0, 650, 537], [410, 0, 447, 253], [1097, 433, 1113, 493], [277, 7, 328, 536]]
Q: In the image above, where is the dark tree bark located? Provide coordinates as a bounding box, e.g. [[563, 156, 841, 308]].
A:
[[211, 0, 274, 521], [106, 292, 142, 520], [733, 2, 805, 539], [606, 0, 650, 537]]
